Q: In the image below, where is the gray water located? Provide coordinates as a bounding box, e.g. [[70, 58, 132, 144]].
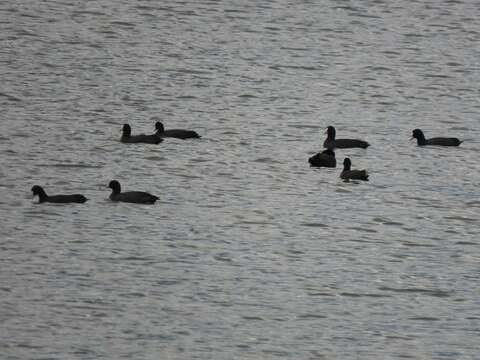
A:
[[1, 1, 480, 359]]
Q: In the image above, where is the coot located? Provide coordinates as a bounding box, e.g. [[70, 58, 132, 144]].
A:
[[108, 180, 159, 204], [340, 158, 369, 181], [154, 121, 200, 140], [121, 124, 163, 144], [324, 126, 369, 149], [308, 149, 336, 168], [411, 129, 462, 146], [31, 185, 88, 204]]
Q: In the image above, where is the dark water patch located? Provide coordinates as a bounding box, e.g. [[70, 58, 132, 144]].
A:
[[401, 241, 434, 248], [455, 241, 477, 246], [116, 256, 156, 262], [156, 280, 180, 286], [370, 93, 391, 99], [371, 217, 404, 226], [44, 163, 103, 169], [135, 5, 161, 11], [378, 286, 452, 298], [269, 64, 321, 71], [444, 215, 477, 223], [382, 50, 402, 56], [213, 252, 233, 262], [17, 343, 44, 349], [236, 220, 273, 226], [340, 292, 392, 298], [306, 291, 335, 297], [173, 9, 198, 17], [119, 292, 147, 298], [264, 26, 281, 33], [0, 92, 21, 101], [408, 316, 440, 321], [176, 95, 197, 100], [466, 200, 480, 207], [11, 132, 30, 138], [72, 10, 106, 16], [280, 46, 309, 51], [385, 334, 416, 341], [253, 157, 281, 164], [423, 73, 452, 79], [110, 21, 136, 28], [70, 239, 90, 244], [301, 222, 329, 228], [19, 12, 41, 19], [286, 249, 305, 256], [242, 315, 265, 321], [297, 313, 327, 320], [403, 32, 428, 38], [144, 155, 166, 161], [366, 66, 392, 72], [444, 229, 460, 234]]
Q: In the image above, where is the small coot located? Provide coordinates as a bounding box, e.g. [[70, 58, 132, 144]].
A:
[[323, 126, 370, 149], [121, 124, 163, 144], [31, 185, 88, 203], [411, 129, 462, 146], [108, 180, 159, 204], [308, 149, 336, 168], [340, 158, 369, 181], [154, 121, 200, 140]]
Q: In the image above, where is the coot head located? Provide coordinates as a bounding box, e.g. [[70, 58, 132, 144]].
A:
[[122, 124, 131, 137], [412, 129, 425, 140], [325, 126, 336, 139], [155, 121, 165, 133], [31, 185, 47, 197], [108, 180, 121, 194], [343, 158, 352, 169]]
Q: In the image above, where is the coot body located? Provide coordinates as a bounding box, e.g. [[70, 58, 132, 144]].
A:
[[340, 158, 369, 181], [411, 129, 462, 146], [31, 185, 88, 204], [108, 180, 159, 204], [323, 126, 369, 149]]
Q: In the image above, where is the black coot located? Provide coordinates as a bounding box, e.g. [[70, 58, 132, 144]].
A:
[[323, 126, 369, 149], [340, 158, 369, 181], [411, 129, 462, 146], [308, 149, 336, 168], [121, 124, 163, 144], [108, 180, 159, 204], [154, 121, 200, 140], [31, 185, 88, 203]]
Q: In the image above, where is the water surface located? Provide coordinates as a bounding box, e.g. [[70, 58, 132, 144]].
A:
[[1, 1, 479, 359]]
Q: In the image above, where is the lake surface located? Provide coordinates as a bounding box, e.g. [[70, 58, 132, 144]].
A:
[[1, 1, 480, 359]]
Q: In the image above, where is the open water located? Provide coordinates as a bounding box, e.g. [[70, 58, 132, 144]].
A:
[[1, 1, 480, 359]]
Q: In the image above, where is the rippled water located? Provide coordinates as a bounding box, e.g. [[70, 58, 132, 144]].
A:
[[1, 1, 480, 359]]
